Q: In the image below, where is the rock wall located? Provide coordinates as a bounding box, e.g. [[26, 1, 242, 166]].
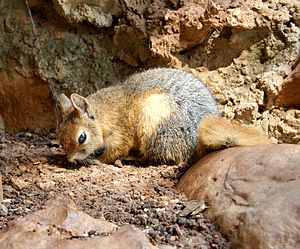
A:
[[0, 0, 133, 132], [0, 0, 299, 143]]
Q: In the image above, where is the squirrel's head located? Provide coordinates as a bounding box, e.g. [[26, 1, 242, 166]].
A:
[[57, 93, 104, 162]]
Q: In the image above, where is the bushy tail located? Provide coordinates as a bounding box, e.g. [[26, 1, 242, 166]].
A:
[[196, 116, 274, 157]]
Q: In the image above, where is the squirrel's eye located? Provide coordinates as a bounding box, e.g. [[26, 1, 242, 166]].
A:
[[78, 131, 87, 144]]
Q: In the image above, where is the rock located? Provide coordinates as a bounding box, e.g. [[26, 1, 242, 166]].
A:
[[37, 180, 56, 191], [10, 177, 29, 190], [234, 102, 259, 123], [178, 144, 300, 249], [268, 109, 300, 144], [0, 116, 4, 133], [28, 0, 39, 7], [276, 54, 300, 107], [257, 71, 284, 109], [113, 26, 149, 67], [52, 0, 121, 28], [0, 196, 157, 249], [0, 174, 3, 202], [0, 204, 8, 216], [0, 71, 56, 133]]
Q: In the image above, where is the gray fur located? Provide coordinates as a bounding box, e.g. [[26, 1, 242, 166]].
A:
[[124, 68, 219, 163]]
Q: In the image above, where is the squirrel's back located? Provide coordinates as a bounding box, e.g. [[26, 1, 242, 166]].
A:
[[120, 68, 219, 163], [124, 68, 218, 119]]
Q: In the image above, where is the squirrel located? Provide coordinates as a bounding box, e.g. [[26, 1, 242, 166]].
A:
[[57, 68, 272, 165]]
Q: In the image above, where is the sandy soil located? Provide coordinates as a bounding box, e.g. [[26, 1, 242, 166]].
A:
[[0, 132, 229, 248]]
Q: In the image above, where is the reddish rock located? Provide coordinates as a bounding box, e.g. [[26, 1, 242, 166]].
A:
[[178, 144, 300, 249], [277, 54, 300, 107], [0, 70, 56, 132], [0, 196, 157, 249]]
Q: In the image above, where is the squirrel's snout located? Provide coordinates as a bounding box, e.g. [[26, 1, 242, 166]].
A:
[[93, 145, 105, 157]]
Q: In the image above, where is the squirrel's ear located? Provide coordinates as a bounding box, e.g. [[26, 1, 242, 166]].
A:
[[57, 94, 73, 118], [70, 93, 95, 120]]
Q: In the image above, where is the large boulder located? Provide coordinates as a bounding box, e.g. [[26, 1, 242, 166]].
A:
[[178, 144, 300, 249]]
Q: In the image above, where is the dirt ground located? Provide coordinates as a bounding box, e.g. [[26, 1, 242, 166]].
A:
[[0, 131, 229, 248]]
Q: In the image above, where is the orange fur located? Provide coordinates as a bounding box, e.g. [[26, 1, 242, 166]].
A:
[[58, 68, 274, 165], [197, 116, 273, 157]]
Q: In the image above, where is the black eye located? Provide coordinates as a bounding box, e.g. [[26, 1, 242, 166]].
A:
[[78, 131, 87, 144]]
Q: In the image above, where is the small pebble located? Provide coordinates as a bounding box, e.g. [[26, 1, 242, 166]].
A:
[[25, 132, 32, 137], [141, 203, 149, 209], [163, 231, 171, 238], [176, 217, 187, 226], [3, 185, 14, 193], [155, 225, 163, 232], [0, 204, 8, 216], [88, 230, 98, 237], [12, 199, 21, 204], [30, 206, 38, 212]]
